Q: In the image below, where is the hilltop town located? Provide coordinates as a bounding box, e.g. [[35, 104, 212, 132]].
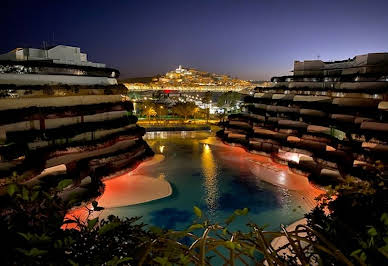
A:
[[123, 65, 254, 91], [154, 65, 252, 87]]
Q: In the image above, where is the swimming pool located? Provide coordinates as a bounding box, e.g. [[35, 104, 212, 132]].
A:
[[96, 131, 309, 232]]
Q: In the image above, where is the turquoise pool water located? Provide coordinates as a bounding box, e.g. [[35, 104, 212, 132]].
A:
[[97, 131, 307, 232]]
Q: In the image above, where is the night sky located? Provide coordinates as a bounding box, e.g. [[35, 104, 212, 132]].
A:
[[1, 0, 388, 80]]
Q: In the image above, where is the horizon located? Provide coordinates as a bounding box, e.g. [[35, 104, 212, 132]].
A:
[[1, 0, 388, 80]]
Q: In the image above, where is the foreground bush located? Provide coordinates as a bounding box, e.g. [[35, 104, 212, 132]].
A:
[[3, 164, 388, 265], [306, 164, 388, 265], [0, 183, 356, 265]]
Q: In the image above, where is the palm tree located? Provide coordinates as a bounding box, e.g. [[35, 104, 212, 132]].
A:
[[156, 105, 168, 124], [127, 91, 141, 102], [145, 107, 157, 121], [201, 91, 212, 104], [217, 91, 241, 114], [193, 107, 199, 120], [217, 112, 227, 123], [202, 92, 212, 124], [172, 102, 196, 121]]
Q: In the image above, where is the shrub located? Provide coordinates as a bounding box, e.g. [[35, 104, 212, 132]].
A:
[[1, 183, 353, 265], [306, 164, 388, 265]]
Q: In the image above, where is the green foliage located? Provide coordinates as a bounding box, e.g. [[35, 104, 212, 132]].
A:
[[201, 91, 212, 104], [234, 207, 248, 216], [98, 221, 121, 235], [7, 183, 18, 196], [16, 247, 48, 257], [127, 91, 141, 101], [1, 183, 151, 265], [172, 102, 197, 120], [187, 223, 204, 231], [217, 91, 241, 109], [4, 175, 381, 265], [153, 256, 172, 266], [87, 217, 99, 229], [136, 206, 353, 266], [106, 256, 132, 266], [57, 179, 73, 190], [193, 205, 202, 218], [381, 213, 388, 226], [306, 164, 388, 265]]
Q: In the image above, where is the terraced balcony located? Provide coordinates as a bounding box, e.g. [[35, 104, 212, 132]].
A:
[[218, 86, 388, 184], [0, 90, 153, 194]]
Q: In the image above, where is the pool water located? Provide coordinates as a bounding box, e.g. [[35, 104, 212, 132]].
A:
[[97, 131, 307, 232]]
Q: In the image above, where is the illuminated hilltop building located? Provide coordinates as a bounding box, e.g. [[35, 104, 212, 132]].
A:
[[174, 65, 192, 75]]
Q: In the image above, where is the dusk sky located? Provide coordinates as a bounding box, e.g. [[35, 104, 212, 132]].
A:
[[2, 0, 388, 80]]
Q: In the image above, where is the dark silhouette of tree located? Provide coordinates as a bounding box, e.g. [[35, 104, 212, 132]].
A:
[[217, 91, 241, 109], [201, 91, 212, 104], [172, 102, 197, 120]]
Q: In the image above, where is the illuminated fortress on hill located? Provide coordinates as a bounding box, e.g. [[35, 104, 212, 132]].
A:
[[124, 65, 254, 92]]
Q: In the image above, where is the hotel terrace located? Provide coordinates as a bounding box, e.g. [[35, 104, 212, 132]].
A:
[[219, 53, 388, 185]]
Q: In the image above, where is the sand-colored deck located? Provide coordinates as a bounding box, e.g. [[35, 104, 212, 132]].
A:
[[132, 154, 165, 171], [269, 218, 319, 265], [97, 174, 171, 208], [97, 154, 171, 208], [271, 218, 308, 251], [64, 154, 169, 228]]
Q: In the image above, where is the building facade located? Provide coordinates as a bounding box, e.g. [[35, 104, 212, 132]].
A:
[[272, 53, 388, 87], [0, 45, 119, 85], [219, 53, 388, 185], [293, 53, 388, 77]]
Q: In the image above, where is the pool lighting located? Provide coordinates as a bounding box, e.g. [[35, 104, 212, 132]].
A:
[[159, 145, 165, 153]]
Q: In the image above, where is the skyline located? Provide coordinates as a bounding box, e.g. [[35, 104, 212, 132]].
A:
[[2, 0, 388, 80]]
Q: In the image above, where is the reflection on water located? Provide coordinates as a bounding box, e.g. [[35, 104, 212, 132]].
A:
[[144, 130, 212, 140], [145, 130, 209, 140], [67, 131, 313, 233], [159, 145, 165, 153], [201, 143, 219, 216], [145, 131, 169, 139]]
